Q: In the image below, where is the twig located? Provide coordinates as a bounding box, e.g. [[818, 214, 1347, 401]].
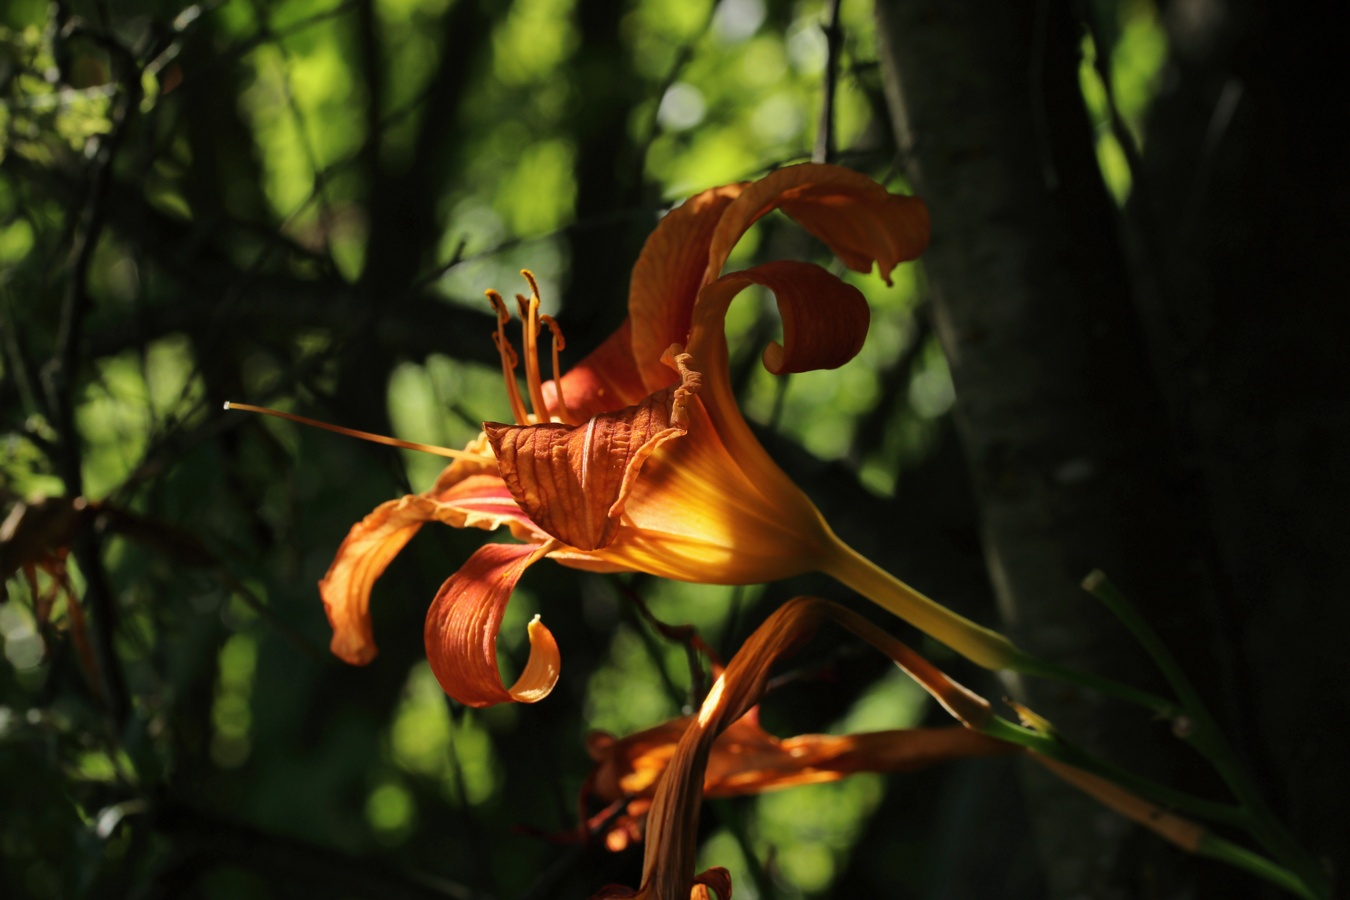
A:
[[1028, 0, 1059, 189], [813, 0, 844, 164], [39, 26, 144, 731], [620, 582, 717, 707]]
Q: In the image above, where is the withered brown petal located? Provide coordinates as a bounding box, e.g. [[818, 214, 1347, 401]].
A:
[[487, 365, 700, 552]]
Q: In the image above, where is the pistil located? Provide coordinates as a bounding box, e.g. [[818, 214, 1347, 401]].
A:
[[222, 402, 491, 462]]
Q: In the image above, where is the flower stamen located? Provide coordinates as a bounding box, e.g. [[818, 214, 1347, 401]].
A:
[[487, 289, 532, 426], [515, 270, 551, 423], [222, 402, 491, 462], [539, 313, 572, 425]]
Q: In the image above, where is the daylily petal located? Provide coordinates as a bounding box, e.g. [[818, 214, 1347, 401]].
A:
[[697, 260, 871, 376], [629, 184, 744, 393], [705, 163, 930, 286], [587, 714, 1014, 809], [609, 596, 998, 899], [427, 471, 545, 541], [320, 449, 550, 667], [486, 358, 700, 552], [423, 541, 560, 707], [320, 495, 439, 665], [590, 394, 833, 583]]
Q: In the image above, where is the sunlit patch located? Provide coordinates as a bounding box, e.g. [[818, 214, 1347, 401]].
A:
[[366, 779, 417, 845], [210, 633, 257, 768]]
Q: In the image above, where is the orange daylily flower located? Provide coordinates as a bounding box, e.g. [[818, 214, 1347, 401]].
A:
[[593, 595, 1001, 899], [594, 595, 1212, 900], [319, 163, 1021, 708], [579, 709, 1015, 853]]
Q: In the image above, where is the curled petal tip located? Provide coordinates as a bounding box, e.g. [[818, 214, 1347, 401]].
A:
[[330, 634, 378, 666], [424, 542, 560, 708]]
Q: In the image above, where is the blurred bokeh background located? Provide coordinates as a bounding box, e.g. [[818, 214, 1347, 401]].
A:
[[3, 0, 1345, 897]]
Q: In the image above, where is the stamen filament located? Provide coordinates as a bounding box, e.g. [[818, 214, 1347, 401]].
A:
[[223, 402, 490, 462], [517, 270, 551, 422], [540, 313, 573, 425], [487, 289, 532, 426]]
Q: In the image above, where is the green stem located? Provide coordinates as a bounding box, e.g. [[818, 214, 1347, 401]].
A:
[[983, 718, 1317, 899], [821, 538, 1175, 714], [820, 537, 1023, 671], [979, 717, 1246, 826], [1083, 572, 1331, 897], [1198, 833, 1321, 900]]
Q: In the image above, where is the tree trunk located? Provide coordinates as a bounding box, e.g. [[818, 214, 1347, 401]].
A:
[[875, 1, 1238, 895], [1133, 0, 1350, 884]]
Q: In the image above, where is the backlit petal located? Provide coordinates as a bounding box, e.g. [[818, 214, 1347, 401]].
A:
[[698, 260, 871, 376], [424, 541, 560, 708], [486, 359, 700, 552], [320, 495, 439, 665], [587, 715, 1013, 808], [592, 395, 831, 584], [615, 596, 997, 899], [705, 163, 929, 286], [629, 184, 744, 393]]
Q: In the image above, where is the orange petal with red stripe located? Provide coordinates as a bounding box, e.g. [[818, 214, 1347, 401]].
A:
[[424, 541, 560, 708]]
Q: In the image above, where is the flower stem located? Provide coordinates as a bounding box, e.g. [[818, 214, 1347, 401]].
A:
[[1082, 571, 1331, 897], [979, 717, 1246, 826], [822, 539, 1174, 714], [1197, 833, 1322, 900], [821, 538, 1022, 671]]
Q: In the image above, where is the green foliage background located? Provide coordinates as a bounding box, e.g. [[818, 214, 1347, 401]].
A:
[[1, 0, 1167, 896]]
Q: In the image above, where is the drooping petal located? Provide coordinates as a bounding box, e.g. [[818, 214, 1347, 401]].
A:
[[1032, 755, 1207, 853], [695, 260, 871, 376], [628, 184, 744, 393], [423, 541, 560, 708], [608, 596, 1002, 899], [319, 456, 553, 667], [320, 495, 440, 665], [586, 714, 1014, 809], [486, 358, 700, 552], [704, 163, 930, 286]]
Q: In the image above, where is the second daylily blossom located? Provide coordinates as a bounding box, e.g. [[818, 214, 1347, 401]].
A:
[[319, 162, 1023, 707]]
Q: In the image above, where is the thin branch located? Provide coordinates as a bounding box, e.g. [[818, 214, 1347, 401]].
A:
[[814, 0, 844, 164], [39, 26, 143, 731]]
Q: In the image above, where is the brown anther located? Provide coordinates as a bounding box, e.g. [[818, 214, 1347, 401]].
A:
[[520, 269, 542, 299], [540, 315, 565, 352], [513, 273, 550, 423], [486, 289, 512, 326], [515, 294, 531, 324]]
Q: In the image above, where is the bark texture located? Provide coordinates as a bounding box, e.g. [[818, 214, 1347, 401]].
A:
[[875, 1, 1233, 896], [877, 0, 1348, 895], [1133, 0, 1350, 882]]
